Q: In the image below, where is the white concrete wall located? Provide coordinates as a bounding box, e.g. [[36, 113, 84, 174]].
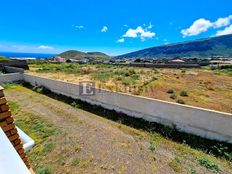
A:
[[0, 73, 23, 83], [23, 74, 232, 143]]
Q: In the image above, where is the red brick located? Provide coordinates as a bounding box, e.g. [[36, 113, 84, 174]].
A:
[[0, 98, 7, 105], [6, 117, 14, 124], [0, 121, 7, 127], [14, 139, 21, 146], [20, 153, 26, 159], [9, 134, 19, 141], [0, 111, 11, 120], [18, 148, 25, 155], [15, 143, 23, 150], [11, 129, 17, 135], [13, 139, 21, 146], [23, 156, 28, 162], [5, 131, 11, 137], [2, 124, 14, 132], [0, 104, 9, 112]]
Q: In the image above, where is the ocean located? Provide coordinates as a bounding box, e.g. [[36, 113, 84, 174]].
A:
[[0, 52, 56, 59]]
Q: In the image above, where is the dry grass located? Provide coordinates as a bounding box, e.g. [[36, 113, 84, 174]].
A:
[[28, 64, 232, 113], [4, 85, 232, 173]]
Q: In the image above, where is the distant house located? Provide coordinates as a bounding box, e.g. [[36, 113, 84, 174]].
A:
[[66, 58, 89, 64], [169, 59, 185, 63], [210, 60, 232, 66], [53, 56, 66, 63]]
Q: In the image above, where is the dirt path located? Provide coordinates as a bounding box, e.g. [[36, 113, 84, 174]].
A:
[[4, 86, 232, 174]]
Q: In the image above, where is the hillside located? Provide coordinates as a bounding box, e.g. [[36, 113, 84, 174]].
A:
[[59, 50, 111, 61], [117, 34, 232, 59], [0, 56, 11, 61]]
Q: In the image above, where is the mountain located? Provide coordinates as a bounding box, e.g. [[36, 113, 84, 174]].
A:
[[59, 50, 111, 61], [117, 34, 232, 59]]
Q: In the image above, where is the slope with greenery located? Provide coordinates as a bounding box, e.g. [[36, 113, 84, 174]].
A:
[[59, 50, 111, 61], [0, 56, 11, 61], [117, 34, 232, 59]]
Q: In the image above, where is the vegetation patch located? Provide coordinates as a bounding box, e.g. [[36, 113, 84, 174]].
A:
[[198, 158, 221, 173], [176, 99, 185, 104], [168, 156, 182, 173], [8, 99, 59, 173], [167, 89, 175, 94], [0, 56, 11, 61], [180, 90, 188, 97]]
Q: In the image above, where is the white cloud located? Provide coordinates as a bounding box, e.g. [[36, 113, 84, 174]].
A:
[[216, 24, 232, 36], [75, 25, 84, 29], [124, 24, 128, 27], [181, 18, 213, 37], [181, 15, 232, 37], [38, 45, 54, 50], [214, 15, 232, 28], [148, 22, 153, 29], [123, 26, 155, 41], [117, 38, 125, 43], [101, 26, 108, 32], [72, 25, 84, 29]]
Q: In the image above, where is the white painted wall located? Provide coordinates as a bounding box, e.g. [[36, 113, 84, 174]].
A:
[[0, 128, 30, 174], [23, 74, 232, 143]]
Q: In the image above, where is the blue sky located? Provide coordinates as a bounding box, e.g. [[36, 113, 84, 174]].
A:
[[0, 0, 232, 56]]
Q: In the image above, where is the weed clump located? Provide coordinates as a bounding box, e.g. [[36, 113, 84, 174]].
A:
[[198, 158, 220, 173], [180, 90, 188, 97], [176, 99, 185, 104], [148, 142, 156, 152], [170, 94, 177, 99], [37, 166, 52, 174], [167, 89, 175, 94]]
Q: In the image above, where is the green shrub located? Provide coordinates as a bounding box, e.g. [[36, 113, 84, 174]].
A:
[[167, 89, 175, 94], [42, 143, 54, 153], [37, 166, 52, 174], [148, 142, 156, 152], [181, 69, 186, 73], [168, 157, 182, 173], [72, 158, 80, 166], [198, 158, 220, 173], [170, 94, 177, 99], [152, 68, 159, 73], [152, 76, 158, 81], [180, 90, 188, 97], [122, 77, 132, 86], [220, 65, 232, 69], [176, 99, 185, 104]]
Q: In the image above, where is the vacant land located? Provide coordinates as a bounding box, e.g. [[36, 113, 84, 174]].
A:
[[28, 63, 232, 113], [4, 85, 232, 173]]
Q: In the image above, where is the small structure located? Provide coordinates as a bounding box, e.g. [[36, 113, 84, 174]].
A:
[[53, 56, 66, 63], [66, 58, 88, 64], [169, 59, 185, 63]]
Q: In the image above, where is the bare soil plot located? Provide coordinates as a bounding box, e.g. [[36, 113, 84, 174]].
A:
[[4, 85, 232, 174], [28, 64, 232, 113]]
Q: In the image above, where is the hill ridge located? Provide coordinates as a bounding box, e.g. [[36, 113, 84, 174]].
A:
[[117, 34, 232, 59]]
